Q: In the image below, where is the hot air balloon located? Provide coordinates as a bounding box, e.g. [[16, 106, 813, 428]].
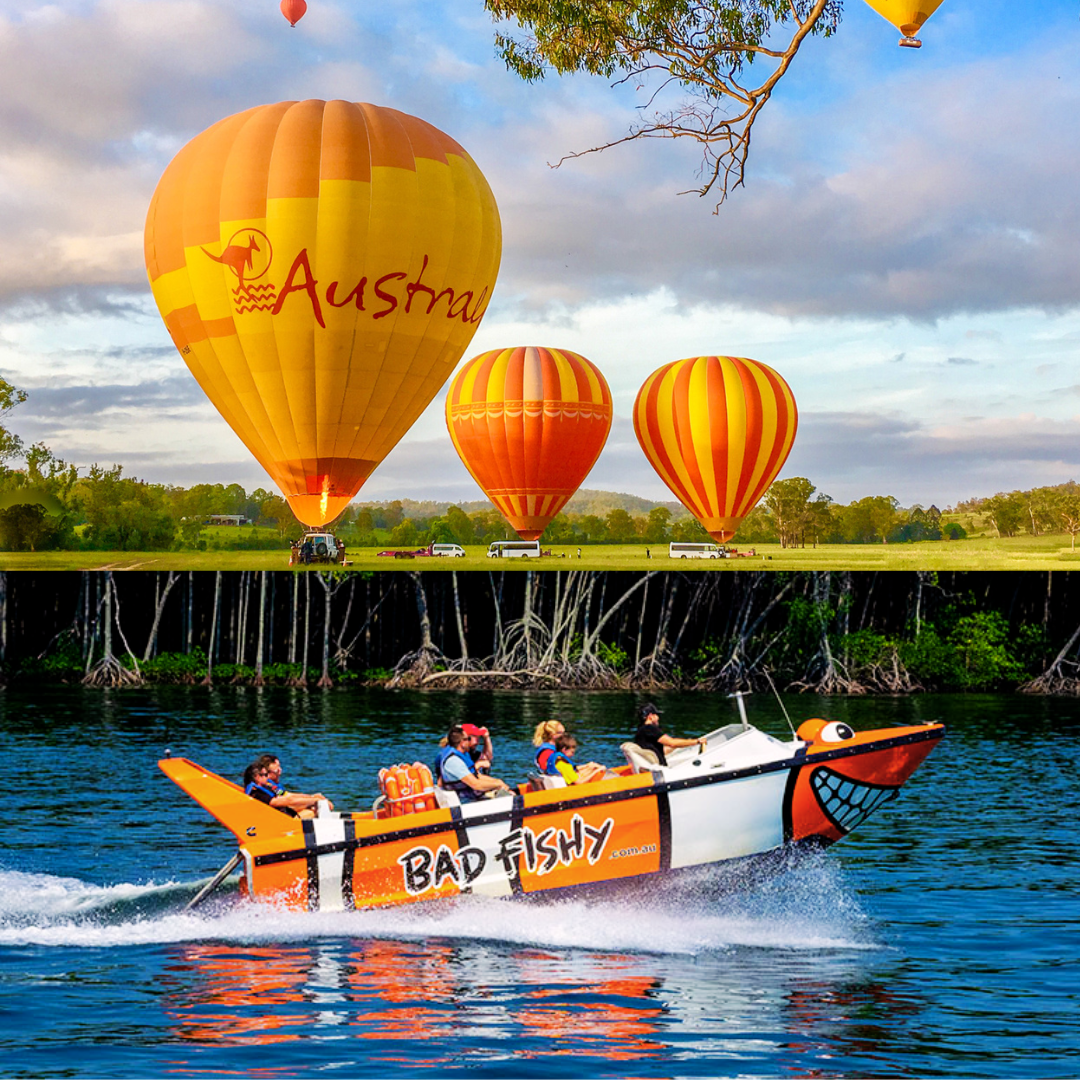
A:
[[144, 101, 501, 526], [280, 0, 307, 27], [862, 0, 943, 47], [446, 347, 612, 540], [633, 355, 797, 543]]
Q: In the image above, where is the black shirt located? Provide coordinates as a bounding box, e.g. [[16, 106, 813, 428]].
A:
[[634, 722, 668, 766]]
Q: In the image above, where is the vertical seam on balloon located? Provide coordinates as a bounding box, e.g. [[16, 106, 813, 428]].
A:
[[206, 108, 290, 487], [674, 359, 712, 517], [731, 358, 763, 519]]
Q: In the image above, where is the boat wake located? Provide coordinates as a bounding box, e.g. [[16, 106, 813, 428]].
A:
[[0, 854, 878, 954]]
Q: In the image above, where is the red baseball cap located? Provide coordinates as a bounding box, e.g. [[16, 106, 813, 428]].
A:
[[461, 723, 488, 737]]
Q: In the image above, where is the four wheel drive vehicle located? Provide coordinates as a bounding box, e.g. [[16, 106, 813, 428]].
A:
[[290, 532, 346, 565]]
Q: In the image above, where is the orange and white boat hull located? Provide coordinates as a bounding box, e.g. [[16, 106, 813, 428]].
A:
[[160, 720, 943, 911]]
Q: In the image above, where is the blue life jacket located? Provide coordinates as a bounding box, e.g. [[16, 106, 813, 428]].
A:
[[534, 742, 557, 774], [435, 745, 481, 802], [535, 742, 574, 776]]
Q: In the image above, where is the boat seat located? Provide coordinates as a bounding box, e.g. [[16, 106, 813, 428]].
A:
[[621, 742, 660, 773], [527, 773, 567, 791], [432, 786, 461, 809]]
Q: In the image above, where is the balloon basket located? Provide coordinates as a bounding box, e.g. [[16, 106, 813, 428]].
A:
[[898, 35, 922, 48]]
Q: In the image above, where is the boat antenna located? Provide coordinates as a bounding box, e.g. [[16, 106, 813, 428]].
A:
[[762, 668, 797, 738], [728, 690, 749, 732]]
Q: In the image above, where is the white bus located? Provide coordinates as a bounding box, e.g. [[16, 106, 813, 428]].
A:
[[669, 542, 725, 559], [487, 540, 541, 558]]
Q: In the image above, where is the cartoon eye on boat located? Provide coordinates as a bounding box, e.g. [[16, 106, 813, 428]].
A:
[[161, 706, 943, 912]]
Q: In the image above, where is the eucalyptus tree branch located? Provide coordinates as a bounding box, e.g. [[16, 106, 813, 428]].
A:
[[487, 0, 841, 205]]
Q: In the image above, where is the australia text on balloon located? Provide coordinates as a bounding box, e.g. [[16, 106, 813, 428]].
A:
[[202, 241, 490, 329]]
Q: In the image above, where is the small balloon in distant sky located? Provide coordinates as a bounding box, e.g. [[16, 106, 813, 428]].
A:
[[862, 0, 944, 48], [280, 0, 307, 27]]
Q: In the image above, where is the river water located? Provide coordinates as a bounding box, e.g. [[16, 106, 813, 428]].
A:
[[0, 686, 1075, 1077]]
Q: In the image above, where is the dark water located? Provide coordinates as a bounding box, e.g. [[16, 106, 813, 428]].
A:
[[0, 686, 1076, 1077]]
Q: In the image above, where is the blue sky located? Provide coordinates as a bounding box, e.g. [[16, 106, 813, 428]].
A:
[[0, 0, 1078, 509]]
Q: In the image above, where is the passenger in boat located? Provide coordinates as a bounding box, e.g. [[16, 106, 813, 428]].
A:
[[243, 761, 332, 818], [531, 718, 566, 772], [435, 726, 512, 802], [461, 723, 494, 773], [543, 734, 607, 785], [254, 754, 285, 796], [633, 703, 706, 766], [432, 723, 494, 775]]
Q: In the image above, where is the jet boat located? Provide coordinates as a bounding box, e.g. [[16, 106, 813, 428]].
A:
[[160, 711, 943, 911]]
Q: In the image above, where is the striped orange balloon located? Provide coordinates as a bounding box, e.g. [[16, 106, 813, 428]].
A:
[[446, 347, 612, 540], [634, 356, 797, 542]]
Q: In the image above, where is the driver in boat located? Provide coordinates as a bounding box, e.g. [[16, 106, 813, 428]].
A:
[[634, 703, 707, 766], [244, 760, 332, 819], [435, 726, 513, 802]]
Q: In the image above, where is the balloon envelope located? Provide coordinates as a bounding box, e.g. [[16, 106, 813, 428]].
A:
[[446, 347, 612, 540], [633, 355, 797, 542], [280, 0, 307, 27], [862, 0, 943, 40], [145, 100, 501, 526]]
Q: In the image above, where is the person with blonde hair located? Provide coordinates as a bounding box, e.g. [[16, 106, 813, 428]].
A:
[[532, 719, 565, 772], [532, 719, 566, 748]]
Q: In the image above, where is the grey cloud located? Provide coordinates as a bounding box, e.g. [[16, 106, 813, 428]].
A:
[[14, 376, 205, 422], [946, 357, 978, 366], [0, 286, 154, 320], [787, 410, 1080, 506]]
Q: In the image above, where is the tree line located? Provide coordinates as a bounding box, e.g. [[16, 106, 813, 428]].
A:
[[5, 374, 1080, 552], [5, 570, 1080, 696]]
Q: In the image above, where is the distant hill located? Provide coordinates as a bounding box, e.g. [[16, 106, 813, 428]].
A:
[[353, 489, 690, 519]]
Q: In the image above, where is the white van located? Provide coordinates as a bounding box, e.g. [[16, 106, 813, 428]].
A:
[[431, 543, 466, 557], [669, 542, 725, 559], [487, 540, 541, 558]]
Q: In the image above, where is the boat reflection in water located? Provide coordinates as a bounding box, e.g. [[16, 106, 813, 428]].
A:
[[164, 939, 667, 1062]]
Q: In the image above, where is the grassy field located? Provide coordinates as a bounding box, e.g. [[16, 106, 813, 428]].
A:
[[3, 535, 1080, 570]]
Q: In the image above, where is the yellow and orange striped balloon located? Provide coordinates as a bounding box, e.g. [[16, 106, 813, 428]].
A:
[[633, 356, 797, 542], [144, 100, 501, 526], [862, 0, 943, 43], [446, 347, 612, 540]]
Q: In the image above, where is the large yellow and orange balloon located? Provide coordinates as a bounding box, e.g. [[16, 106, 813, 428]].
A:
[[633, 355, 797, 543], [144, 100, 501, 526], [446, 347, 612, 540], [862, 0, 943, 46]]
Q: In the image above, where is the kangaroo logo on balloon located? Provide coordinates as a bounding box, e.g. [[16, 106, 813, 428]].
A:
[[201, 228, 275, 310]]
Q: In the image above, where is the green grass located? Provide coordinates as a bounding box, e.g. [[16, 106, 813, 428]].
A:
[[4, 534, 1080, 570]]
